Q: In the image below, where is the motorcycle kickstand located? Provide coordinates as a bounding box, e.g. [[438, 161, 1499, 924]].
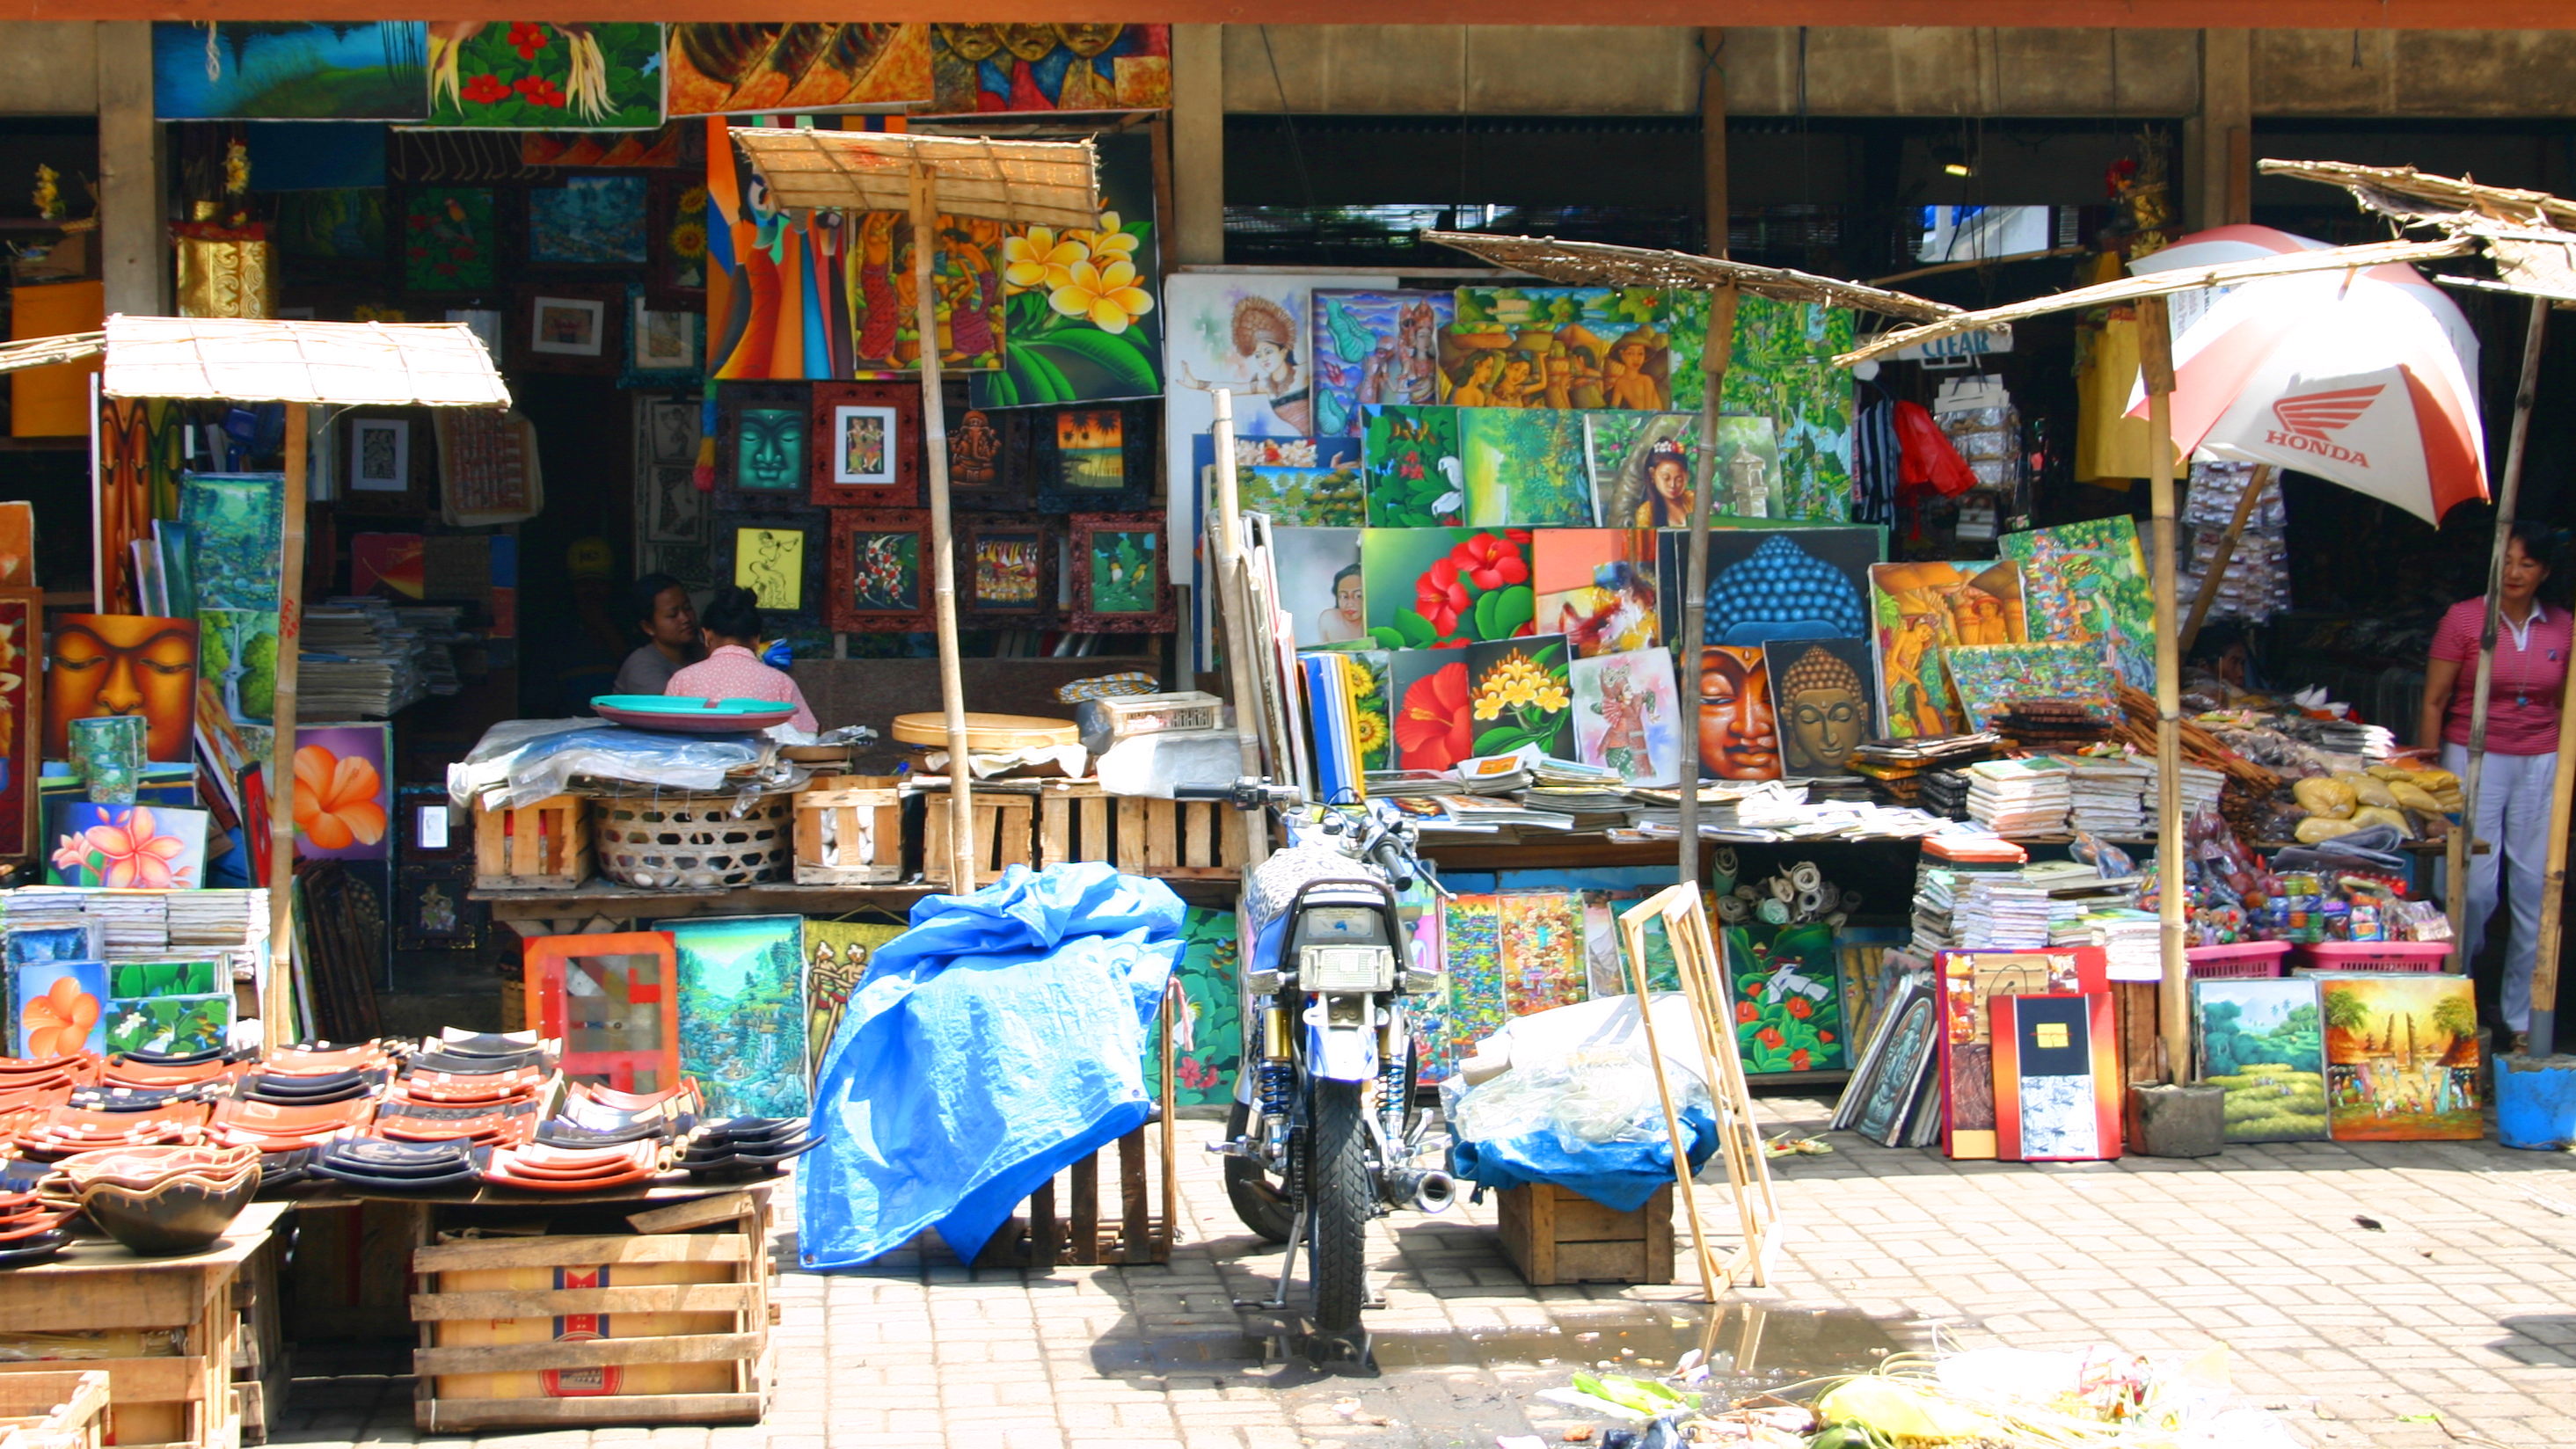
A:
[[1235, 1202, 1310, 1312]]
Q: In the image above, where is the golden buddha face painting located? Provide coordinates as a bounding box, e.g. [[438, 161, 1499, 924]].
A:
[[44, 615, 199, 764]]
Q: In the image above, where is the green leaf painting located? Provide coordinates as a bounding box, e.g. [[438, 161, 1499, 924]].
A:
[[1091, 530, 1159, 613], [424, 22, 665, 130], [1672, 290, 1858, 522], [1723, 921, 1845, 1074], [1155, 907, 1243, 1108], [1361, 404, 1464, 528], [1460, 407, 1595, 527], [1360, 528, 1535, 650], [402, 187, 496, 293]]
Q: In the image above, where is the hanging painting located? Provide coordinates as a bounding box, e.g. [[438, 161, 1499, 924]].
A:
[[1869, 559, 2030, 736], [514, 286, 620, 375], [626, 289, 704, 385], [803, 918, 904, 1074], [1359, 404, 1463, 528], [393, 863, 485, 951], [843, 212, 1008, 375], [1569, 647, 1682, 786], [664, 24, 930, 115], [975, 131, 1164, 410], [1463, 634, 1575, 762], [1723, 920, 1845, 1075], [1709, 415, 1787, 521], [152, 22, 430, 120], [1310, 288, 1452, 437], [1385, 650, 1472, 773], [809, 382, 921, 508], [1684, 528, 1880, 648], [43, 615, 197, 763], [1991, 994, 2120, 1162], [639, 395, 705, 544], [826, 510, 932, 634], [1442, 285, 1669, 411], [955, 515, 1054, 624], [1998, 516, 2157, 689], [945, 409, 1027, 511], [1037, 404, 1157, 513], [293, 724, 391, 862], [522, 932, 682, 1094], [1532, 528, 1659, 658], [925, 24, 1171, 114], [0, 588, 39, 859], [529, 175, 648, 266], [46, 804, 208, 890], [1586, 411, 1698, 528], [12, 959, 107, 1058], [653, 914, 811, 1119], [423, 22, 665, 130], [1273, 528, 1365, 651], [401, 187, 496, 294], [2193, 977, 2329, 1143], [719, 514, 822, 615], [1460, 408, 1596, 527], [1359, 528, 1536, 651], [1762, 637, 1877, 778], [716, 383, 814, 512], [1943, 642, 2118, 733], [1069, 513, 1173, 633], [2318, 973, 2483, 1141], [650, 174, 711, 309], [1159, 906, 1242, 1109]]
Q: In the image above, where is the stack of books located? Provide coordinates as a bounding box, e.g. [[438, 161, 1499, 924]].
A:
[[1908, 834, 2027, 955], [2059, 907, 2160, 980], [1850, 733, 2003, 808], [2065, 754, 2152, 838], [299, 598, 425, 718], [1963, 757, 2072, 838]]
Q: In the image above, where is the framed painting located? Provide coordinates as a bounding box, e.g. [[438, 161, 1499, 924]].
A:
[[1991, 993, 2120, 1162], [828, 509, 933, 634], [394, 863, 485, 952], [2317, 973, 2484, 1142], [1036, 402, 1158, 513], [943, 405, 1027, 511], [714, 511, 825, 618], [958, 515, 1058, 624], [1935, 948, 2106, 1161], [649, 174, 711, 311], [2193, 977, 2329, 1143], [1848, 972, 1939, 1147], [636, 395, 706, 545], [0, 586, 40, 859], [398, 186, 497, 294], [650, 914, 810, 1119], [1069, 513, 1173, 634], [527, 174, 649, 266], [624, 287, 704, 386], [715, 383, 814, 513], [802, 919, 904, 1080], [347, 417, 411, 494], [523, 930, 682, 1094], [512, 285, 621, 375], [809, 382, 922, 509]]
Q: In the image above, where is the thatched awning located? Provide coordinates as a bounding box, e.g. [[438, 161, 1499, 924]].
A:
[[1421, 231, 1958, 321], [730, 128, 1098, 228], [96, 315, 510, 407]]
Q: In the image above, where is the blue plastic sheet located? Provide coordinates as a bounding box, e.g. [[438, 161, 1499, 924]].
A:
[[1449, 1105, 1719, 1214], [798, 862, 1185, 1269]]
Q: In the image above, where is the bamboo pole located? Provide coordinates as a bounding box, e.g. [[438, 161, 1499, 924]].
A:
[[266, 402, 308, 1053], [1675, 284, 1740, 880], [2178, 463, 2273, 656], [910, 170, 975, 891], [2448, 295, 2550, 963], [1617, 907, 1725, 1300], [2527, 644, 2576, 1059], [2136, 296, 2188, 1082], [1207, 390, 1272, 867]]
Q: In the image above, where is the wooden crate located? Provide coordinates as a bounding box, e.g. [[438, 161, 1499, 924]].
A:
[[1036, 782, 1247, 881], [0, 1369, 111, 1449], [471, 795, 593, 891], [230, 1227, 289, 1445], [916, 786, 1037, 890], [791, 776, 903, 885], [1496, 1183, 1675, 1286], [410, 1191, 771, 1434]]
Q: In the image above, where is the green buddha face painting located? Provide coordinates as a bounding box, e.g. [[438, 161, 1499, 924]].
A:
[[737, 407, 806, 491]]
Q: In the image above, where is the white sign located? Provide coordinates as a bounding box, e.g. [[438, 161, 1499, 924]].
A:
[[1891, 325, 2014, 361]]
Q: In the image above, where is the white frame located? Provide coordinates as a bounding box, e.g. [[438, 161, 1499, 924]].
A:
[[529, 295, 607, 357], [631, 295, 700, 373], [830, 404, 901, 488], [347, 417, 410, 493]]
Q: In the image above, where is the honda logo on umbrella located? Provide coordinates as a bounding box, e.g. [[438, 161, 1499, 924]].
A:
[[2266, 385, 2383, 468]]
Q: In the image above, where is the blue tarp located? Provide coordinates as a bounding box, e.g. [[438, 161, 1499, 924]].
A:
[[797, 863, 1184, 1269], [1450, 1106, 1721, 1214]]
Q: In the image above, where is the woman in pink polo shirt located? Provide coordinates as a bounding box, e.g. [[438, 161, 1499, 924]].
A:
[[2417, 523, 2569, 1051], [665, 586, 817, 733]]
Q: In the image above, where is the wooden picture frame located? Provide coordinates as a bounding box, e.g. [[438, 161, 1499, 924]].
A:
[[1035, 400, 1157, 513], [827, 508, 935, 634], [624, 284, 703, 386], [1068, 512, 1174, 633], [712, 507, 827, 622], [393, 862, 485, 952], [635, 393, 706, 545], [943, 401, 1029, 511], [0, 586, 40, 861], [646, 172, 711, 313], [334, 409, 424, 514], [714, 382, 815, 513], [957, 514, 1059, 624], [522, 930, 682, 1094], [809, 382, 922, 509], [512, 284, 622, 375]]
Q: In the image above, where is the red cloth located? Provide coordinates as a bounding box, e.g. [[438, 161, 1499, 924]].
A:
[[2431, 598, 2571, 754], [1894, 400, 1977, 498], [664, 644, 818, 733]]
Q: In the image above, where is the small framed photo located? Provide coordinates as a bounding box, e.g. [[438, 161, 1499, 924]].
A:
[[809, 382, 921, 508], [1069, 512, 1174, 634], [828, 509, 934, 633], [714, 382, 815, 513], [514, 286, 620, 375], [393, 863, 485, 952], [347, 417, 410, 493], [625, 286, 702, 382], [1036, 400, 1158, 512], [959, 514, 1058, 624]]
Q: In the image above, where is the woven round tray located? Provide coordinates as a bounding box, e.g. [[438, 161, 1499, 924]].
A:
[[592, 790, 794, 891]]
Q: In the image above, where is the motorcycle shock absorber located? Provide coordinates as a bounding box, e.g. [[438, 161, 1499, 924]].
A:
[[1257, 1004, 1294, 1121]]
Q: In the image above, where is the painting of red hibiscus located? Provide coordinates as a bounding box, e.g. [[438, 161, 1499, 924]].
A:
[[1386, 654, 1472, 773], [421, 22, 664, 129], [1360, 527, 1536, 651]]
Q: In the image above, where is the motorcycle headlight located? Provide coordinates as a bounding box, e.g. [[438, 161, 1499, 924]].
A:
[[1299, 943, 1396, 994]]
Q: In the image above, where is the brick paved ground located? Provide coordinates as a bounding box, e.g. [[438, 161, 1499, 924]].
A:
[[270, 1094, 2576, 1449]]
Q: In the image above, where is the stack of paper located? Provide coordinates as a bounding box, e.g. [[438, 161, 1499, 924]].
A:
[[1908, 833, 2027, 955], [299, 597, 429, 718], [2065, 754, 2152, 838], [2138, 761, 2226, 830], [1957, 870, 2054, 950], [2059, 907, 2160, 981], [165, 889, 272, 950], [1963, 757, 2072, 838]]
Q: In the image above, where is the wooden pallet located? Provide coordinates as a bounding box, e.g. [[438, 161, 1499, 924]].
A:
[[411, 1190, 771, 1434], [230, 1227, 289, 1445], [996, 979, 1181, 1269], [472, 795, 593, 891], [791, 776, 903, 885], [916, 785, 1037, 890], [0, 1369, 111, 1449], [1497, 1183, 1675, 1285], [1035, 781, 1247, 881]]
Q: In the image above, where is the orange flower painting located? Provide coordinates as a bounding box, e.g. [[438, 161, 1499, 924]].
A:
[[18, 971, 104, 1058], [47, 804, 203, 889], [291, 728, 391, 860]]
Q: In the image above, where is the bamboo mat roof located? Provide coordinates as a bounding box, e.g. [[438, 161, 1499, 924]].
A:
[[2263, 158, 2576, 306], [1422, 231, 1959, 321], [89, 316, 509, 406], [730, 129, 1099, 228]]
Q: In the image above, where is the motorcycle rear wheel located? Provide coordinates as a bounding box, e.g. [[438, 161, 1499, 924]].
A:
[[1222, 1100, 1295, 1245], [1309, 1078, 1371, 1335]]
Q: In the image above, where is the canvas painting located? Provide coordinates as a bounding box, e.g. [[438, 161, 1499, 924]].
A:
[[1992, 994, 2119, 1161], [1232, 463, 1364, 528], [1944, 642, 2119, 733], [1443, 285, 1670, 411], [1273, 528, 1365, 651], [1498, 892, 1587, 1017], [975, 132, 1163, 410], [803, 919, 905, 1074], [1710, 415, 1787, 521], [402, 187, 495, 292], [1054, 410, 1127, 492], [0, 592, 38, 858], [424, 21, 663, 130], [1762, 637, 1877, 778], [631, 296, 703, 378], [1686, 291, 1862, 522], [960, 520, 1054, 620], [1936, 949, 2105, 1160], [2320, 973, 2483, 1141], [153, 22, 429, 120], [4, 924, 101, 967], [530, 175, 648, 266], [1682, 528, 1880, 648], [13, 959, 106, 1058], [645, 462, 704, 543], [828, 511, 930, 632], [1570, 647, 1682, 786], [47, 804, 208, 890], [109, 959, 221, 1001], [0, 502, 30, 585], [1463, 635, 1575, 761], [1084, 528, 1160, 615], [106, 994, 233, 1058], [1310, 289, 1453, 437], [350, 535, 424, 601], [1359, 404, 1463, 528], [733, 404, 807, 494], [654, 914, 811, 1119], [733, 526, 806, 612], [44, 615, 197, 764], [843, 212, 1009, 375], [179, 473, 286, 614], [1386, 650, 1472, 773], [925, 23, 1171, 114], [525, 933, 681, 1094], [1999, 516, 2157, 690], [1459, 408, 1595, 528], [1360, 528, 1536, 651], [1161, 906, 1243, 1109], [663, 23, 930, 115], [1341, 651, 1395, 771], [1870, 560, 2030, 736], [1432, 895, 1507, 1082], [1697, 646, 1780, 782], [1586, 411, 1697, 528], [1851, 976, 1939, 1147], [1533, 528, 1660, 658], [1720, 921, 1844, 1075], [1069, 513, 1171, 631], [2194, 977, 2330, 1143], [293, 725, 390, 862]]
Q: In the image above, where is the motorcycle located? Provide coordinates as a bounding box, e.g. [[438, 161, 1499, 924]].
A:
[[1179, 781, 1456, 1365]]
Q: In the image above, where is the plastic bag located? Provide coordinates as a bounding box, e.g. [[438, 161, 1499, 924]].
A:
[[447, 719, 775, 811]]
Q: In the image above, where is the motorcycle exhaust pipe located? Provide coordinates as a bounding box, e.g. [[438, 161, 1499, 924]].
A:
[[1383, 1168, 1456, 1214]]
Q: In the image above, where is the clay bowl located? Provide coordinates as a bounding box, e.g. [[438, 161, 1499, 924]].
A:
[[78, 1168, 259, 1256], [57, 1144, 259, 1193]]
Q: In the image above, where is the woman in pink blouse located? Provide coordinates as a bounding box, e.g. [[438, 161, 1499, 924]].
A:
[[665, 586, 818, 733]]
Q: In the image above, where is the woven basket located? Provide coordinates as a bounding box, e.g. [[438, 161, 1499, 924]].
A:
[[592, 790, 794, 890]]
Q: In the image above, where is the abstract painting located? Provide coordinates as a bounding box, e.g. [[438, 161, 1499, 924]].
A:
[[1273, 527, 1365, 651], [1991, 993, 2120, 1161], [810, 382, 920, 507], [1310, 288, 1452, 437], [2319, 973, 2483, 1141], [423, 21, 663, 129], [1463, 635, 1574, 761], [1442, 285, 1669, 411], [663, 23, 930, 115], [2194, 978, 2329, 1143], [1430, 894, 1506, 1082], [0, 589, 39, 858], [1499, 892, 1587, 1017], [1686, 528, 1880, 647], [1461, 408, 1595, 527], [43, 615, 198, 764], [959, 517, 1056, 622], [1869, 560, 2030, 736], [529, 175, 648, 266], [1936, 949, 2105, 1160], [1386, 651, 1471, 773], [974, 131, 1162, 409], [1762, 637, 1877, 777], [1161, 906, 1242, 1109], [842, 211, 1008, 375], [522, 932, 681, 1094], [1533, 528, 1659, 657], [827, 510, 931, 633], [46, 803, 208, 890], [1069, 513, 1172, 633], [653, 914, 810, 1119], [106, 994, 234, 1058], [401, 187, 496, 293], [293, 724, 391, 861], [925, 23, 1171, 115], [152, 22, 428, 120], [1570, 647, 1682, 786], [1698, 645, 1780, 781], [1360, 528, 1535, 651], [1724, 921, 1844, 1074], [1360, 404, 1464, 528], [1999, 516, 2157, 690], [1586, 411, 1697, 528], [803, 918, 905, 1074], [1944, 642, 2119, 733], [13, 959, 106, 1058]]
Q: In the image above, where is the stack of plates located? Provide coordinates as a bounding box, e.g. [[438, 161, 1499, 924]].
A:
[[477, 1140, 662, 1193], [0, 1184, 76, 1265], [311, 1137, 478, 1193], [677, 1118, 818, 1177]]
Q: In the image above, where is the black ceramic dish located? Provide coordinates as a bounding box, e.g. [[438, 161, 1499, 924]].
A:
[[112, 1045, 232, 1067], [308, 1162, 480, 1193], [533, 1118, 681, 1148], [81, 1172, 258, 1256], [0, 1230, 70, 1267], [408, 1049, 547, 1075], [324, 1139, 476, 1170], [435, 1030, 542, 1057]]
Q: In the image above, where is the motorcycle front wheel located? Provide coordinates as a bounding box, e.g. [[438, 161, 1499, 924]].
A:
[[1222, 1099, 1294, 1244], [1308, 1077, 1372, 1335]]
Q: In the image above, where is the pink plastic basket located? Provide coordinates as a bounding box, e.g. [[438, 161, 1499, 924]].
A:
[[2295, 940, 2454, 972], [2186, 941, 2292, 979]]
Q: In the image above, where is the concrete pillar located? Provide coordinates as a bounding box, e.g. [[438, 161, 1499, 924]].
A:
[[96, 21, 164, 317], [1702, 27, 1728, 258], [2189, 28, 2251, 230], [1171, 24, 1225, 266]]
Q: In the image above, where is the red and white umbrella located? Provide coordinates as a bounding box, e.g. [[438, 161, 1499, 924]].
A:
[[2126, 224, 2486, 523]]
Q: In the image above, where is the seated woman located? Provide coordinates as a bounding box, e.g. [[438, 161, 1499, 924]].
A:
[[611, 572, 703, 697], [664, 586, 818, 732]]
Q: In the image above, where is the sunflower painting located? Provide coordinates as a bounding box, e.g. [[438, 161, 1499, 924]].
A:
[[1343, 651, 1393, 771]]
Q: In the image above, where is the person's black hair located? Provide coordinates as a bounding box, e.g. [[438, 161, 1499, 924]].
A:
[[2509, 521, 2569, 602], [627, 572, 684, 630], [699, 585, 763, 643], [1330, 563, 1361, 591]]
